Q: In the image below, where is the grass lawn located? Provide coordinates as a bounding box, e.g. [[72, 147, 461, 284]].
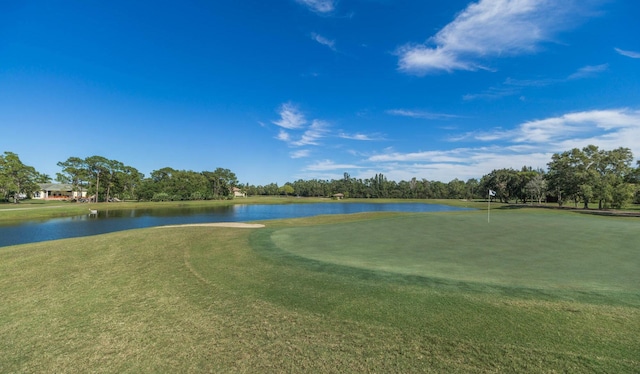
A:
[[1, 208, 638, 372], [268, 209, 639, 296]]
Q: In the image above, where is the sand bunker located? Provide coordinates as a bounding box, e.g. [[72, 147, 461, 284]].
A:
[[158, 222, 265, 229]]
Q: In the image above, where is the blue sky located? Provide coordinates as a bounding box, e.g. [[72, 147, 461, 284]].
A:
[[1, 0, 639, 185]]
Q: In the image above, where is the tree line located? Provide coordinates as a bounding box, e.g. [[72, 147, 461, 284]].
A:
[[2, 145, 639, 208], [54, 156, 240, 202]]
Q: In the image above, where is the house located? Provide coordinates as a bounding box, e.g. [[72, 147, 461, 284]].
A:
[[332, 193, 345, 200], [34, 183, 87, 200], [232, 187, 246, 197]]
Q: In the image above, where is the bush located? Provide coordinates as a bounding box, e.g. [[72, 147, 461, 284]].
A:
[[151, 192, 171, 202]]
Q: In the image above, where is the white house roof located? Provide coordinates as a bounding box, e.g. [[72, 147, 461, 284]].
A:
[[38, 183, 75, 191]]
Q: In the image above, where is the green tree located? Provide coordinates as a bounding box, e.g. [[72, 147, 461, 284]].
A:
[[203, 168, 238, 199], [280, 184, 295, 196], [514, 167, 539, 203], [85, 155, 109, 202], [116, 166, 143, 200], [35, 173, 52, 183], [102, 159, 125, 202], [263, 183, 280, 196], [446, 178, 466, 199], [597, 147, 634, 209], [481, 168, 519, 203], [57, 157, 89, 202], [547, 146, 635, 209], [546, 149, 584, 207], [145, 167, 210, 201], [464, 178, 480, 200], [525, 173, 547, 204], [0, 152, 40, 203]]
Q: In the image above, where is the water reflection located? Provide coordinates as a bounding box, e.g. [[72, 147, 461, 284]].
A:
[[0, 203, 471, 247]]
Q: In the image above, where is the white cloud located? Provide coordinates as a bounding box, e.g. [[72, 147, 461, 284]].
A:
[[274, 105, 640, 184], [456, 109, 640, 147], [272, 103, 321, 148], [338, 132, 384, 141], [291, 119, 330, 146], [614, 47, 640, 59], [291, 149, 311, 158], [463, 86, 521, 101], [356, 146, 552, 182], [359, 108, 640, 183], [386, 109, 462, 120], [271, 103, 385, 157], [397, 46, 471, 73], [311, 32, 336, 51], [305, 159, 361, 171], [276, 130, 291, 142], [567, 64, 608, 79], [364, 146, 555, 182], [273, 102, 306, 129], [398, 0, 595, 74], [295, 0, 335, 13], [368, 149, 468, 163], [515, 109, 640, 144], [474, 131, 512, 142]]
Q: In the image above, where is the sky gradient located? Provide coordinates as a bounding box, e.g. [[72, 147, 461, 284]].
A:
[[1, 0, 639, 185]]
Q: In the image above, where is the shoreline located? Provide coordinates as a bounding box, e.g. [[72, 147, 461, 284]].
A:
[[157, 222, 265, 229]]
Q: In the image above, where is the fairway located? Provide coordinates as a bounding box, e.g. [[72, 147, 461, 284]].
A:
[[1, 208, 639, 372], [268, 210, 640, 295]]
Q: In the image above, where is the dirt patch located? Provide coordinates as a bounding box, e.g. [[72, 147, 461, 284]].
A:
[[158, 222, 265, 229]]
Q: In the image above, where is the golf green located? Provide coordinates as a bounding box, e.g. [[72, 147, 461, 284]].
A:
[[269, 210, 640, 294]]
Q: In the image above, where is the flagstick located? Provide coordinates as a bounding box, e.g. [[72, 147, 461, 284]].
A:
[[488, 193, 491, 223]]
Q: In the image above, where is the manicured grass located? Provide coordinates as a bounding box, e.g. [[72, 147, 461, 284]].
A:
[[1, 209, 638, 372], [268, 210, 640, 297]]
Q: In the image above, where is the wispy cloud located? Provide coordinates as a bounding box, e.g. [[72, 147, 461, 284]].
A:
[[386, 109, 462, 120], [360, 108, 640, 183], [290, 149, 311, 158], [295, 0, 335, 13], [291, 120, 330, 146], [360, 146, 553, 182], [311, 32, 336, 51], [368, 149, 468, 163], [277, 130, 291, 142], [614, 47, 640, 59], [398, 0, 597, 74], [503, 77, 559, 87], [286, 108, 640, 183], [456, 108, 640, 147], [338, 132, 385, 141], [515, 109, 640, 144], [568, 64, 608, 79], [465, 64, 608, 100], [271, 103, 385, 155], [463, 86, 522, 101], [273, 102, 307, 129], [304, 160, 362, 171]]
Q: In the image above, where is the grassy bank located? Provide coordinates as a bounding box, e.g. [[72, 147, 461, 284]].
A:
[[1, 209, 638, 372]]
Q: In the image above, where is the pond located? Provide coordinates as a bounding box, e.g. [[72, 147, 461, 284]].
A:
[[0, 202, 472, 247]]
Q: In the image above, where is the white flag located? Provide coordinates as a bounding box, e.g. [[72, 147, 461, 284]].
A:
[[488, 189, 496, 196]]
